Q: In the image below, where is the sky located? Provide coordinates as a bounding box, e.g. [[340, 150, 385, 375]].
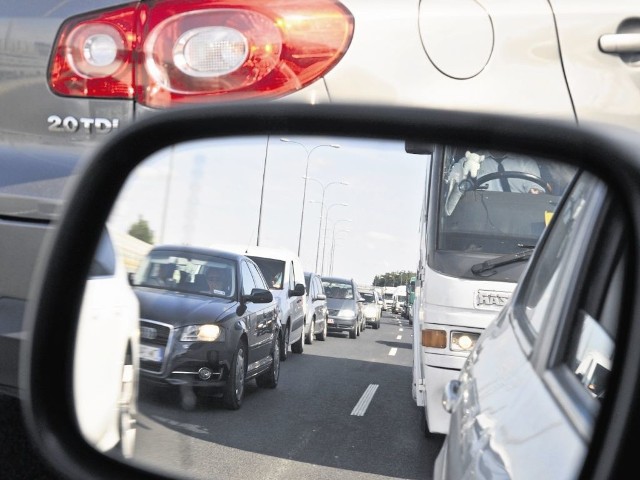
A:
[[108, 134, 429, 286]]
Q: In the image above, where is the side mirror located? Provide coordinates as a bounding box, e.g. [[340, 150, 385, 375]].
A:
[[243, 288, 273, 304], [316, 293, 326, 301], [290, 283, 306, 297], [18, 103, 640, 480]]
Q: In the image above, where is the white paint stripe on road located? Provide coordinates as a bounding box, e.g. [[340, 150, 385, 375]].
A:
[[389, 347, 398, 356], [351, 384, 379, 416], [399, 328, 404, 332], [396, 335, 402, 340]]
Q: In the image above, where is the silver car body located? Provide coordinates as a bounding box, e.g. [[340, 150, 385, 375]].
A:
[[2, 1, 640, 151], [434, 171, 621, 479]]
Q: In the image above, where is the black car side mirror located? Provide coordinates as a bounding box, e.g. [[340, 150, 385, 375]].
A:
[[243, 288, 273, 304], [290, 283, 306, 297]]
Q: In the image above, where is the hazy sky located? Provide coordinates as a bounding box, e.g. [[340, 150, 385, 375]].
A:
[[108, 135, 429, 285]]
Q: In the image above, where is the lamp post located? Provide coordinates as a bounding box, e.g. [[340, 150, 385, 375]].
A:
[[329, 229, 350, 275], [280, 138, 340, 256], [304, 177, 349, 272], [322, 215, 351, 275]]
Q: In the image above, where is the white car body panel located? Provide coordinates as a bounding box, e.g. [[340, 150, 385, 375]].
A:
[[73, 233, 140, 454]]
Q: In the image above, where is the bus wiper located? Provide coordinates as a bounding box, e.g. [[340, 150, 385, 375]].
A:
[[471, 248, 535, 276]]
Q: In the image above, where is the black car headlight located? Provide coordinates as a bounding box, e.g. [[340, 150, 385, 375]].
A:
[[180, 324, 225, 342]]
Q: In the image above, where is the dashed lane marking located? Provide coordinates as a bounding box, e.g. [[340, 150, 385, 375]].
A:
[[351, 384, 379, 416]]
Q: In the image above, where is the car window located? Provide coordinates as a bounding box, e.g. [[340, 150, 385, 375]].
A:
[[240, 261, 255, 296], [248, 256, 285, 290], [288, 261, 295, 290], [563, 209, 627, 402], [517, 172, 602, 336], [248, 262, 268, 291]]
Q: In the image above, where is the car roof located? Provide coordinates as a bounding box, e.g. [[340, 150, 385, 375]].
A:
[[321, 276, 354, 284], [149, 244, 246, 262], [211, 244, 300, 262]]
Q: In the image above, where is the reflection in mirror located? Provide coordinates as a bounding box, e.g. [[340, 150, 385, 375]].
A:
[[74, 135, 580, 478]]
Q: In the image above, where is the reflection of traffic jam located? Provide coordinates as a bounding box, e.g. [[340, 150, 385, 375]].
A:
[[127, 242, 408, 411]]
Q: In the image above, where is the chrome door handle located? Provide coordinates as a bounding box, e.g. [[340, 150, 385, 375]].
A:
[[599, 33, 640, 54]]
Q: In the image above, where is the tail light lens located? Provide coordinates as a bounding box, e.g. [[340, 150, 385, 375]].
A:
[[49, 0, 354, 108]]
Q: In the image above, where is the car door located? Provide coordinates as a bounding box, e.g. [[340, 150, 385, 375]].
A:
[[288, 260, 305, 338], [246, 260, 278, 361], [548, 0, 640, 131], [239, 261, 263, 364]]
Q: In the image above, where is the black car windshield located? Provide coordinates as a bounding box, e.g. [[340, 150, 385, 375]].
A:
[[132, 250, 236, 298]]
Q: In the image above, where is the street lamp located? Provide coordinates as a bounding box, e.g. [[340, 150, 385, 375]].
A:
[[304, 177, 349, 272], [280, 138, 340, 256], [329, 229, 350, 275], [322, 215, 351, 275]]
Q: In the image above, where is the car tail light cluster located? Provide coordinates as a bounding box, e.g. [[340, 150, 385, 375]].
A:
[[49, 0, 354, 108]]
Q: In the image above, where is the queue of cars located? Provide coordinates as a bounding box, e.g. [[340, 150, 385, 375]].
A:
[[127, 241, 392, 409]]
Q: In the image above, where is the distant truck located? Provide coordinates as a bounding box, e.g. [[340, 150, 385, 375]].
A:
[[392, 285, 407, 314], [382, 286, 395, 311]]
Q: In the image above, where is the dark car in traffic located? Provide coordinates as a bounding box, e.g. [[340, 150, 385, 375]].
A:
[[321, 276, 364, 339], [131, 245, 281, 410]]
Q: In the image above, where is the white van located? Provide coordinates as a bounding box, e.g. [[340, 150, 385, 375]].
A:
[[212, 245, 307, 361]]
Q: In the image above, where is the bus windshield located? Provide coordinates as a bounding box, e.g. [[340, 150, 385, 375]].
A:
[[432, 146, 577, 281]]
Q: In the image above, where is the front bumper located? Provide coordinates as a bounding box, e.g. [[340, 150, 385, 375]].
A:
[[140, 338, 235, 391], [326, 315, 357, 332]]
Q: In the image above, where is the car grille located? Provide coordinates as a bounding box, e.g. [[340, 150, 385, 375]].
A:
[[140, 319, 172, 373]]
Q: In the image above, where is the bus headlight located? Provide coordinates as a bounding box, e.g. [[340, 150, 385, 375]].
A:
[[451, 331, 480, 352]]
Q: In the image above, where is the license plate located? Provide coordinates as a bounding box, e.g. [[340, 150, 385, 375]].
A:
[[140, 344, 163, 362], [327, 318, 334, 324]]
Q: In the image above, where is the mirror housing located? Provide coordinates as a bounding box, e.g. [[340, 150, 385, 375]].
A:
[[243, 288, 273, 304], [18, 102, 640, 480], [316, 293, 327, 301], [290, 283, 306, 297]]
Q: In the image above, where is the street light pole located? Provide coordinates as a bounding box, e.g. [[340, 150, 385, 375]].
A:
[[304, 177, 349, 272], [280, 138, 340, 256], [256, 135, 270, 246], [322, 215, 351, 275], [329, 229, 350, 275]]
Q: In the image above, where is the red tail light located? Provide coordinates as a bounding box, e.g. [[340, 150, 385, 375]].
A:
[[49, 0, 354, 108]]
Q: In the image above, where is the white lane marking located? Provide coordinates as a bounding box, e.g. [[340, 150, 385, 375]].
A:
[[399, 328, 404, 332], [389, 347, 398, 356], [351, 384, 379, 416], [396, 335, 402, 340]]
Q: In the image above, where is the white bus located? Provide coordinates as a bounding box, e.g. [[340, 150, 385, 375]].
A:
[[410, 143, 575, 435]]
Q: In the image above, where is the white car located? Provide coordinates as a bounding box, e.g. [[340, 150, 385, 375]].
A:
[[73, 229, 140, 458], [213, 244, 307, 361]]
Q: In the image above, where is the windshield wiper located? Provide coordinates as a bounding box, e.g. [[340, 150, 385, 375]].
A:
[[471, 248, 535, 276]]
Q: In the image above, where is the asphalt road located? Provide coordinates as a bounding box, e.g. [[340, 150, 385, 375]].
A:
[[0, 312, 444, 479]]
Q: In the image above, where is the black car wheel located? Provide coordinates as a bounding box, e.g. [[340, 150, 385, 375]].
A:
[[223, 341, 246, 410], [291, 327, 304, 353], [279, 324, 290, 361], [349, 323, 357, 339], [256, 335, 280, 389], [305, 317, 315, 345], [117, 357, 137, 459], [317, 318, 327, 341]]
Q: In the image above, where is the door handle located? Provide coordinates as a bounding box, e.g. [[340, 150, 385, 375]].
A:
[[599, 33, 640, 54]]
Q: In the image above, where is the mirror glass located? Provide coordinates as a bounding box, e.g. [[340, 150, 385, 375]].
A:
[[73, 134, 580, 478]]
